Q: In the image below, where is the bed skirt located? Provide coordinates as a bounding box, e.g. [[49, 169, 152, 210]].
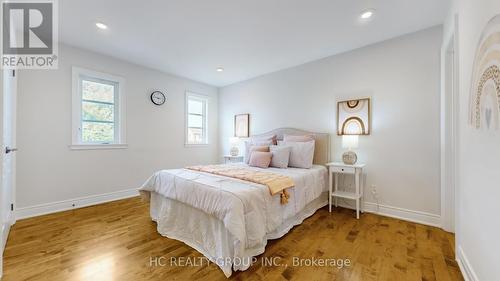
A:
[[149, 191, 328, 277]]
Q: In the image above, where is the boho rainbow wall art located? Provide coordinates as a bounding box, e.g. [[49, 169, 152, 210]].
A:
[[469, 14, 500, 130], [337, 98, 371, 135]]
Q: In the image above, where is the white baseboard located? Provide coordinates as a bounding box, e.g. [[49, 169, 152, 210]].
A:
[[16, 190, 440, 227], [1, 217, 12, 279], [456, 246, 479, 281], [15, 188, 139, 220], [2, 210, 13, 251], [1, 222, 11, 251], [334, 199, 441, 227]]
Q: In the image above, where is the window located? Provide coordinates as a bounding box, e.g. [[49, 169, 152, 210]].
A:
[[72, 67, 126, 149], [186, 92, 208, 145]]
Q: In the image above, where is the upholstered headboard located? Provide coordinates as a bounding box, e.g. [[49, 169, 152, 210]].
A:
[[252, 128, 331, 166]]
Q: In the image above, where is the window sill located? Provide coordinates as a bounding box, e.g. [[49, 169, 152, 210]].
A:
[[69, 144, 128, 150], [184, 143, 209, 148]]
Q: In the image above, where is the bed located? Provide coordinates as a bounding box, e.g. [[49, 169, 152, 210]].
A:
[[140, 128, 331, 277]]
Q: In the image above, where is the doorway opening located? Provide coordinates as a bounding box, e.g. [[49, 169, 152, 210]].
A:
[[441, 22, 459, 234]]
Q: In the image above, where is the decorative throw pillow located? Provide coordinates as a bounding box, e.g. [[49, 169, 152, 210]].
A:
[[269, 146, 291, 168], [244, 141, 272, 163], [248, 151, 272, 168], [252, 134, 277, 145], [283, 134, 315, 142], [278, 140, 315, 168]]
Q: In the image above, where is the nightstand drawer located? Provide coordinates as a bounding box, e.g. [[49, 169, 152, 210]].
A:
[[330, 166, 355, 174], [223, 155, 244, 164]]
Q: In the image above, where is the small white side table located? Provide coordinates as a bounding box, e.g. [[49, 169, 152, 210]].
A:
[[223, 155, 244, 164], [326, 162, 366, 219]]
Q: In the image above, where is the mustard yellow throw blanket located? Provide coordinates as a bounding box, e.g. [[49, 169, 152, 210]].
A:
[[186, 165, 294, 204]]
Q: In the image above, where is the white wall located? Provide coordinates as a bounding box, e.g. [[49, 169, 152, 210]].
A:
[[444, 1, 500, 280], [16, 44, 218, 209], [219, 27, 443, 218]]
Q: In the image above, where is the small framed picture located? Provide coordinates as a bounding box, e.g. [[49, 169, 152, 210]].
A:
[[234, 114, 249, 137]]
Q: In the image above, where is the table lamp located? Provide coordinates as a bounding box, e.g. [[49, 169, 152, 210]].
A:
[[342, 135, 359, 165], [229, 137, 240, 156]]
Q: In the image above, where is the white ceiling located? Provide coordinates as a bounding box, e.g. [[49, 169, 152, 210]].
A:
[[60, 0, 449, 87]]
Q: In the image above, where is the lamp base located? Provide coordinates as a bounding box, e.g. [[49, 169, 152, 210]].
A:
[[230, 147, 239, 157], [342, 151, 357, 165]]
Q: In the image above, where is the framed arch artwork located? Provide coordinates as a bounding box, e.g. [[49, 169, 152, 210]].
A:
[[337, 98, 371, 135], [469, 14, 500, 130]]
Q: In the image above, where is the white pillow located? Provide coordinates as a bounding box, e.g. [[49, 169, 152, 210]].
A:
[[251, 134, 276, 144], [269, 146, 291, 168], [278, 140, 315, 168]]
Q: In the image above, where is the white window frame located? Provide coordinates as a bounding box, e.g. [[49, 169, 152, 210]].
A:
[[185, 92, 209, 146], [71, 67, 127, 150]]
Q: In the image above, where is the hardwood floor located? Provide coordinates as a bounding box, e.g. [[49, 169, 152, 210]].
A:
[[3, 197, 463, 281]]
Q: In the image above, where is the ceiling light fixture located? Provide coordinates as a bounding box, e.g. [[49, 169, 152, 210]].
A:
[[360, 9, 375, 20], [95, 22, 108, 30], [216, 67, 224, 72]]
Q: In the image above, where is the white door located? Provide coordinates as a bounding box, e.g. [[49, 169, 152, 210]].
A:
[[0, 68, 17, 277]]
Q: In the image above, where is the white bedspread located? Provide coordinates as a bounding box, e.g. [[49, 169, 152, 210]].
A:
[[140, 163, 327, 276]]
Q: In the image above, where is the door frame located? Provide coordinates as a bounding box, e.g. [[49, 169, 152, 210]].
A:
[[1, 68, 18, 278], [0, 69, 3, 279], [440, 15, 460, 234]]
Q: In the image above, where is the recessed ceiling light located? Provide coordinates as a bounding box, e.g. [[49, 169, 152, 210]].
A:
[[360, 9, 375, 20], [216, 67, 224, 72], [95, 22, 108, 30]]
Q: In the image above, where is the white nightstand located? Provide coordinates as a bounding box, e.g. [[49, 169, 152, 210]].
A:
[[326, 162, 366, 219], [223, 155, 244, 164]]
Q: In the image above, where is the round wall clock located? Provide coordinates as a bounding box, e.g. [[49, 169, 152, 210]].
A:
[[150, 91, 166, 105]]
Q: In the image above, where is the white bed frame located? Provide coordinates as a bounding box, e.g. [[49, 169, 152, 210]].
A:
[[149, 128, 331, 277]]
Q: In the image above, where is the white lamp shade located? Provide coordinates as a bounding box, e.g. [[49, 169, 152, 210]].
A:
[[342, 135, 359, 149], [229, 137, 240, 145]]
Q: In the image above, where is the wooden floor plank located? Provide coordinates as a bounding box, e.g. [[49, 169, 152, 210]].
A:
[[3, 197, 464, 281]]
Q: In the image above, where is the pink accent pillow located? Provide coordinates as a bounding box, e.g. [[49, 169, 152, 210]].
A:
[[250, 145, 270, 153], [248, 151, 272, 168], [283, 134, 315, 142], [248, 145, 269, 161], [245, 143, 271, 163]]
